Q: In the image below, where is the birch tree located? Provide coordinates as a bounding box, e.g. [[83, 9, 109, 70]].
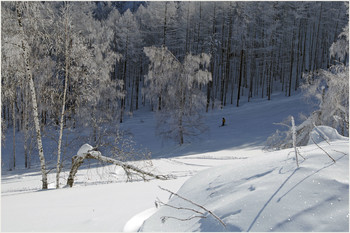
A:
[[54, 2, 123, 187], [2, 2, 37, 169], [15, 2, 48, 189], [56, 1, 71, 189]]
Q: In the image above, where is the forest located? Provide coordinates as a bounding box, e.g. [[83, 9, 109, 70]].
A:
[[1, 1, 349, 188]]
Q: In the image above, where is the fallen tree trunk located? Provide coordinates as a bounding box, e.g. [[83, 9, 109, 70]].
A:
[[67, 144, 169, 187]]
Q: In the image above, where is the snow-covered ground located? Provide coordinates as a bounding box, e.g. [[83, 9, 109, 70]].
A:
[[141, 129, 349, 232], [1, 93, 348, 231]]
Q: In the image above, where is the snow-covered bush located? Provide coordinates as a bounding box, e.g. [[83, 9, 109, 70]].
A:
[[302, 64, 349, 137], [266, 113, 321, 150]]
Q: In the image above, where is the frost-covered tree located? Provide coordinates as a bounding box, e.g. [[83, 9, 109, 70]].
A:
[[1, 38, 22, 170], [301, 2, 349, 137], [142, 2, 178, 48], [12, 2, 48, 188], [114, 9, 142, 122], [265, 114, 322, 150], [267, 3, 349, 149], [1, 1, 348, 185], [29, 2, 122, 188], [1, 2, 24, 169], [144, 46, 211, 144], [1, 2, 37, 169], [302, 65, 349, 137], [2, 1, 123, 188], [330, 2, 349, 65], [55, 2, 71, 188]]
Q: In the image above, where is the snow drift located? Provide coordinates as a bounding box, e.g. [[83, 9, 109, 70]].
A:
[[140, 135, 349, 232], [308, 125, 348, 145]]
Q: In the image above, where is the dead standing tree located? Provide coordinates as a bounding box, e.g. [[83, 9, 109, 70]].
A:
[[67, 144, 169, 187]]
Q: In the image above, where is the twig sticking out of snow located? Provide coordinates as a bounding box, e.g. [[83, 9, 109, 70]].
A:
[[291, 116, 299, 167], [296, 148, 306, 160], [157, 186, 226, 228], [156, 197, 206, 221], [310, 136, 336, 163], [161, 215, 206, 223], [313, 124, 331, 145], [331, 149, 347, 156]]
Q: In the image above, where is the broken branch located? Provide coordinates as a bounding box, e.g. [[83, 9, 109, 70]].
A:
[[66, 149, 169, 187]]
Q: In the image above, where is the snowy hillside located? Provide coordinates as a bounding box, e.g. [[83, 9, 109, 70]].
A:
[[2, 1, 348, 231], [1, 93, 349, 232], [140, 133, 349, 232]]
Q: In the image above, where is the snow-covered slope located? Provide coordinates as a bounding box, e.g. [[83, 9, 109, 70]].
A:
[[1, 93, 348, 232], [140, 137, 349, 232]]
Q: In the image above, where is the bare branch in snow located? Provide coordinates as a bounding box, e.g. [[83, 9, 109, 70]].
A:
[[158, 186, 226, 228], [310, 136, 336, 163]]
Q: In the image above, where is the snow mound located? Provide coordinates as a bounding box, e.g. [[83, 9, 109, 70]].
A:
[[308, 125, 348, 145], [140, 141, 349, 232], [77, 143, 94, 157]]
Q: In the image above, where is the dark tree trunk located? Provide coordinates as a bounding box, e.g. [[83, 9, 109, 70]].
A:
[[237, 50, 244, 107]]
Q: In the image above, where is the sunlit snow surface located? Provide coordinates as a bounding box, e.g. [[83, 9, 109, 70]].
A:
[[1, 93, 348, 231], [140, 139, 349, 232], [77, 143, 94, 156]]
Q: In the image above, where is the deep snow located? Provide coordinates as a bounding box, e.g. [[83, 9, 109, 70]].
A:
[[140, 135, 349, 232], [1, 93, 348, 232]]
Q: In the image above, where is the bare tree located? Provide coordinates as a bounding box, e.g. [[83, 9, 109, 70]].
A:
[[144, 46, 211, 144]]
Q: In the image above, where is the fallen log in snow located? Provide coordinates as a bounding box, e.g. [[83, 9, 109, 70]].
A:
[[67, 144, 169, 187]]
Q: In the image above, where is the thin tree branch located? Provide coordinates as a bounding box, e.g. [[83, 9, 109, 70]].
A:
[[158, 186, 226, 228], [310, 136, 336, 163], [161, 215, 206, 223], [313, 124, 331, 145], [156, 198, 206, 215]]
